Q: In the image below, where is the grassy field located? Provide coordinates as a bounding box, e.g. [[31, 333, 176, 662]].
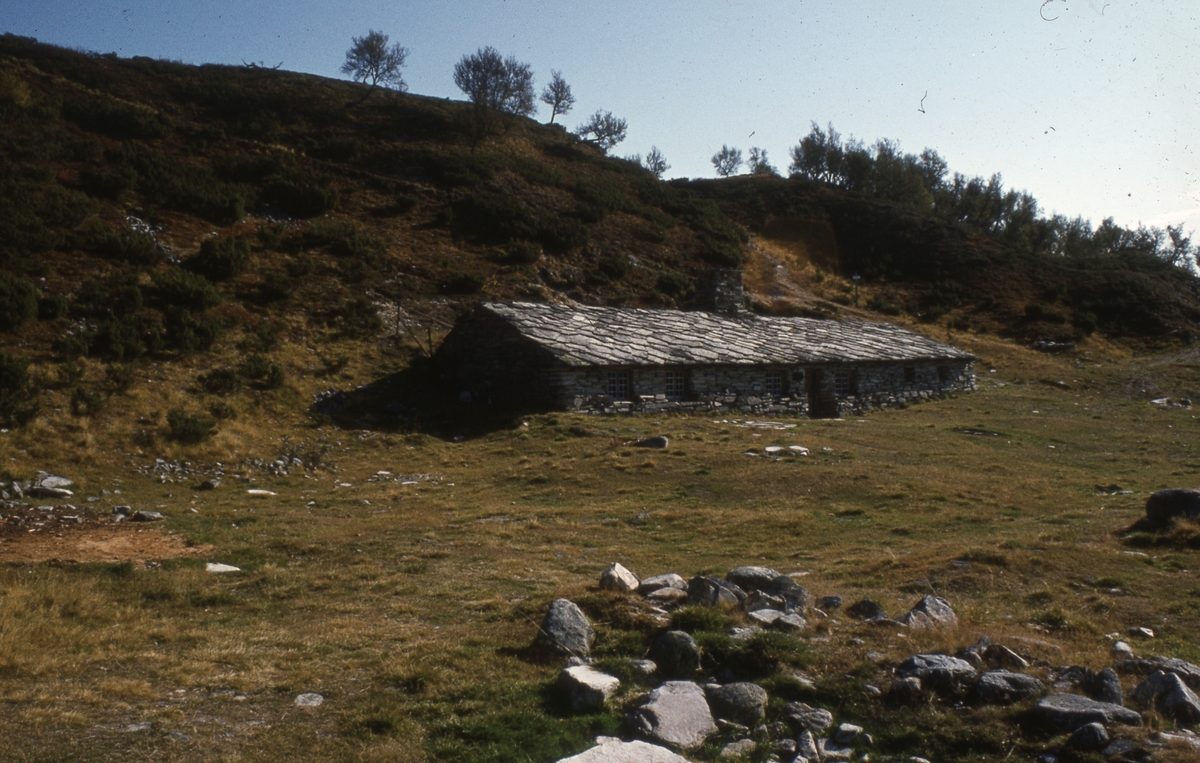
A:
[[0, 333, 1198, 762]]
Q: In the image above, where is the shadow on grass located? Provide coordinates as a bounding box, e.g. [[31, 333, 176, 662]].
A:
[[308, 357, 549, 440]]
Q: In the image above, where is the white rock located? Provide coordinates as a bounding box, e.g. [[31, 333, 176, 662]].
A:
[[556, 737, 691, 763], [1111, 641, 1135, 658], [600, 562, 641, 593], [294, 692, 324, 707], [558, 665, 620, 711], [247, 489, 277, 497], [205, 563, 241, 574], [628, 681, 717, 750]]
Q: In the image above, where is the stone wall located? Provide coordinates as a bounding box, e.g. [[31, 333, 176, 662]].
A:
[[557, 360, 975, 416]]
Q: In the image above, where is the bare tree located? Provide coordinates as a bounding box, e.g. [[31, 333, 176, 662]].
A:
[[712, 145, 743, 177], [575, 110, 628, 154], [341, 30, 408, 103], [540, 70, 575, 124], [747, 147, 778, 176], [642, 146, 670, 178]]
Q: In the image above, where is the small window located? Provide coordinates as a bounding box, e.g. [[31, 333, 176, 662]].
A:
[[833, 371, 851, 397], [607, 370, 631, 400], [664, 369, 686, 399], [938, 365, 951, 384], [903, 366, 916, 383], [765, 370, 784, 397]]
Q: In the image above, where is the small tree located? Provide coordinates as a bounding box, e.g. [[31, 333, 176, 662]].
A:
[[642, 146, 670, 178], [575, 110, 627, 154], [747, 147, 778, 176], [341, 30, 408, 103], [540, 70, 575, 124], [712, 145, 743, 177], [454, 47, 535, 142]]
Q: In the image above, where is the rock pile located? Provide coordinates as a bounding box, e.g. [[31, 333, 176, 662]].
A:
[[535, 561, 1200, 762]]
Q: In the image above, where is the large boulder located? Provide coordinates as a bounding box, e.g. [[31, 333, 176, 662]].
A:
[[759, 575, 811, 612], [600, 563, 641, 593], [687, 576, 745, 608], [1145, 488, 1200, 524], [726, 566, 782, 591], [556, 737, 691, 763], [972, 670, 1045, 705], [1093, 667, 1124, 705], [1034, 693, 1143, 732], [1117, 656, 1200, 692], [558, 666, 620, 712], [897, 654, 978, 693], [846, 599, 888, 621], [707, 682, 768, 725], [648, 631, 701, 678], [1133, 670, 1200, 724], [536, 599, 595, 657], [639, 573, 687, 595], [1069, 722, 1109, 752], [627, 681, 717, 750], [898, 595, 958, 630]]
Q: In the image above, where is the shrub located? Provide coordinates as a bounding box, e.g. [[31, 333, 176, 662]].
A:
[[262, 175, 338, 218], [239, 355, 284, 389], [164, 308, 225, 354], [166, 407, 216, 443], [332, 295, 382, 339], [187, 236, 251, 282], [1024, 302, 1067, 324], [256, 271, 295, 303], [0, 274, 38, 332], [197, 367, 240, 395], [105, 364, 134, 394], [597, 250, 631, 280], [0, 352, 37, 427], [442, 271, 486, 294], [153, 269, 222, 312], [506, 240, 542, 264], [89, 318, 145, 361], [62, 96, 173, 140], [698, 238, 742, 268], [37, 294, 69, 320], [208, 400, 237, 420], [70, 386, 104, 417]]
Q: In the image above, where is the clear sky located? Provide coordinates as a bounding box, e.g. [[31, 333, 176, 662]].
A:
[[3, 1, 1198, 237]]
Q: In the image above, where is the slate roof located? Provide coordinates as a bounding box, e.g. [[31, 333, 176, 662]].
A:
[[480, 302, 974, 367]]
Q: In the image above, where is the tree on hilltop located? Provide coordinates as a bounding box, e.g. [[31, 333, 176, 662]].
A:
[[642, 146, 670, 178], [575, 110, 627, 154], [341, 30, 408, 104], [711, 145, 743, 177], [540, 70, 575, 125], [747, 147, 778, 176], [454, 46, 536, 142]]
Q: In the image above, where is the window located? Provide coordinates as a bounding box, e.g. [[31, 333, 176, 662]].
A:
[[903, 366, 916, 383], [937, 365, 951, 384], [664, 369, 686, 399], [833, 371, 851, 397], [607, 370, 631, 400], [765, 369, 784, 397]]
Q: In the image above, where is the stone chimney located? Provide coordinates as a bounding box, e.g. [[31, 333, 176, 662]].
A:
[[694, 269, 745, 316]]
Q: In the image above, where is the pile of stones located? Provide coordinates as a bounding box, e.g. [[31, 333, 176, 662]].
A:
[[536, 562, 1200, 762]]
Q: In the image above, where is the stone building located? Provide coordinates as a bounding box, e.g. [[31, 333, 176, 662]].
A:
[[435, 275, 974, 417]]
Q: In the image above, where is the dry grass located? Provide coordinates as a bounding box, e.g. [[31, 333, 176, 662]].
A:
[[0, 334, 1197, 760]]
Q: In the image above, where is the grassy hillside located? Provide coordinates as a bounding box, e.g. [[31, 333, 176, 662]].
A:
[[1, 35, 1200, 763]]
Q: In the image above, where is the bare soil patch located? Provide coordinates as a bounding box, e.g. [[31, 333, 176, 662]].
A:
[[0, 503, 210, 564]]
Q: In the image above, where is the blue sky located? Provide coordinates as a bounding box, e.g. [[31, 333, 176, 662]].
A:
[[3, 1, 1198, 237]]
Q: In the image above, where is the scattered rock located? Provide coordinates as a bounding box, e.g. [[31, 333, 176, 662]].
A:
[[783, 702, 833, 733], [294, 692, 324, 707], [972, 670, 1045, 705], [817, 736, 854, 761], [536, 599, 595, 657], [205, 562, 241, 573], [1069, 722, 1109, 751], [759, 574, 811, 612], [112, 505, 133, 516], [687, 576, 745, 607], [707, 682, 768, 725], [639, 573, 687, 595], [246, 489, 277, 497], [1133, 670, 1200, 724], [718, 739, 756, 758], [627, 681, 717, 750], [197, 479, 220, 490], [1034, 693, 1142, 732], [26, 486, 73, 499], [555, 737, 691, 763], [1099, 739, 1146, 762], [795, 730, 819, 760], [600, 562, 640, 593], [771, 613, 807, 632], [897, 654, 978, 693], [131, 510, 165, 522], [1093, 668, 1124, 705], [649, 631, 701, 678], [36, 474, 73, 489], [634, 436, 669, 449], [558, 665, 620, 712], [1144, 488, 1200, 525], [817, 595, 843, 611], [984, 644, 1030, 670], [646, 587, 689, 605], [725, 566, 782, 591], [1128, 626, 1154, 639], [898, 595, 958, 630], [890, 676, 924, 703], [1111, 641, 1135, 659], [1116, 656, 1200, 692]]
